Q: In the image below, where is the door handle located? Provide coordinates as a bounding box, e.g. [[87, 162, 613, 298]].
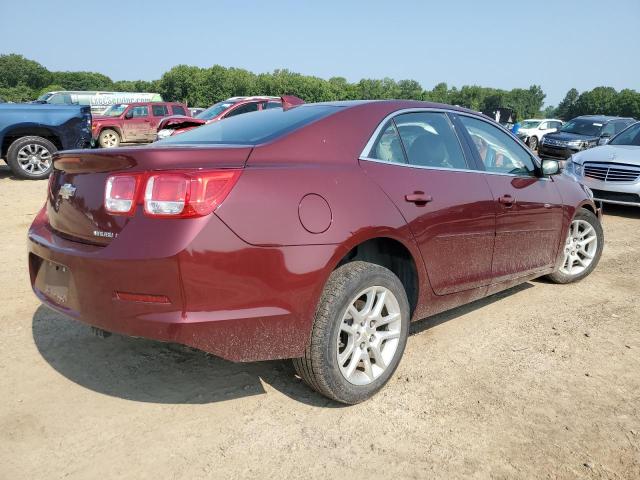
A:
[[405, 191, 433, 206], [498, 194, 516, 207]]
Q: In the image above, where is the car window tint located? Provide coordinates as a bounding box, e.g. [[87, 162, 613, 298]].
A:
[[368, 121, 406, 164], [131, 106, 149, 118], [264, 102, 282, 109], [226, 102, 259, 117], [461, 115, 537, 177], [552, 121, 562, 129], [172, 105, 186, 116], [157, 105, 339, 145], [394, 112, 468, 170], [610, 122, 640, 146], [152, 104, 169, 116]]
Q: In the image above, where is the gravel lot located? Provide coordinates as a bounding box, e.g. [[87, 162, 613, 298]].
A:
[[1, 164, 639, 479]]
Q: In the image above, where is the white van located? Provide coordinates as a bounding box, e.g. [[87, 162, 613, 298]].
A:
[[36, 91, 164, 115]]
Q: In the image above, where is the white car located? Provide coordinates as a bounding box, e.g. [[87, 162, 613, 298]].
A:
[[516, 118, 564, 150], [564, 121, 640, 207]]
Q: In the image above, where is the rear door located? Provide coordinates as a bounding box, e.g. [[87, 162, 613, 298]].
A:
[[149, 104, 170, 139], [456, 114, 563, 281], [360, 110, 496, 295]]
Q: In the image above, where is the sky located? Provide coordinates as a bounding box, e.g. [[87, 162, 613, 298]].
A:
[[1, 0, 638, 106]]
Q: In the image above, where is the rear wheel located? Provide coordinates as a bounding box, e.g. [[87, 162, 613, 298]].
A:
[[547, 208, 603, 284], [6, 136, 56, 179], [528, 136, 538, 150], [98, 129, 120, 148], [293, 261, 410, 404]]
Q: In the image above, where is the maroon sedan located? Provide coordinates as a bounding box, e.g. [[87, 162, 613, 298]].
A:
[[28, 101, 603, 404]]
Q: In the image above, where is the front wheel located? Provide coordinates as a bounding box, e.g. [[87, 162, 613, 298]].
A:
[[547, 208, 603, 284], [293, 261, 410, 404], [98, 129, 121, 148]]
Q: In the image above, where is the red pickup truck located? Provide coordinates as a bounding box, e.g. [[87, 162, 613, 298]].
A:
[[92, 102, 189, 148]]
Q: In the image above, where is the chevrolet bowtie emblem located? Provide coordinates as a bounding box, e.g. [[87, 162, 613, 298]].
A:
[[59, 183, 77, 200]]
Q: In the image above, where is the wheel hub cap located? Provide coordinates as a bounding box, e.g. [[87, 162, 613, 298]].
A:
[[559, 219, 598, 276], [336, 286, 402, 386]]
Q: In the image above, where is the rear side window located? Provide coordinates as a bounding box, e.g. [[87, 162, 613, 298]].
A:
[[461, 115, 537, 177], [172, 105, 186, 116], [395, 112, 469, 170], [152, 104, 169, 116], [157, 105, 340, 145], [368, 121, 406, 164], [225, 102, 259, 118], [264, 102, 282, 109]]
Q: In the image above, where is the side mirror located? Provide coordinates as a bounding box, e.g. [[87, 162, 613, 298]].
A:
[[124, 111, 133, 119], [541, 159, 560, 176]]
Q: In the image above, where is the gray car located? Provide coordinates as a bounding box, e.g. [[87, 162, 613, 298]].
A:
[[564, 121, 640, 206]]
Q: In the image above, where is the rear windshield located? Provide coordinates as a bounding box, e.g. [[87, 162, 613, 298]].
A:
[[196, 101, 236, 120], [157, 105, 340, 146], [560, 118, 604, 137]]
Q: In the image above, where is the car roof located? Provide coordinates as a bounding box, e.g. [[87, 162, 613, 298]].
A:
[[575, 115, 635, 122], [303, 99, 490, 118]]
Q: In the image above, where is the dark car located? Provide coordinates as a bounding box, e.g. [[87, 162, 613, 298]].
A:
[[29, 100, 603, 403], [538, 115, 635, 163], [0, 103, 92, 179]]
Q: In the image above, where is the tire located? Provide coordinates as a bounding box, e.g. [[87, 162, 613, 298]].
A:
[[528, 136, 538, 151], [6, 136, 57, 180], [98, 129, 121, 148], [546, 208, 604, 284], [293, 261, 410, 404]]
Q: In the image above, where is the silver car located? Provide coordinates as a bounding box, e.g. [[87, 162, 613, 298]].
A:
[[564, 121, 640, 207]]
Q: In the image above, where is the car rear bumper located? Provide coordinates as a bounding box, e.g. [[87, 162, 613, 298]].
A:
[[28, 209, 338, 361]]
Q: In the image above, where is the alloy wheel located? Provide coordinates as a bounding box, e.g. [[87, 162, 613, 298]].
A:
[[16, 144, 52, 174], [559, 219, 598, 276], [337, 286, 402, 385], [102, 132, 118, 147]]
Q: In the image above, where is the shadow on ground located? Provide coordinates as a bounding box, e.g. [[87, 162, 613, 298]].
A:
[[33, 283, 533, 406], [601, 203, 640, 220]]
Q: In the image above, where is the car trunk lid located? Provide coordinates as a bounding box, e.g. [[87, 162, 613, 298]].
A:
[[47, 146, 252, 246]]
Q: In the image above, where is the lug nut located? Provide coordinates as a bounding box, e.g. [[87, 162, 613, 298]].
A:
[[360, 342, 365, 349], [369, 334, 375, 342]]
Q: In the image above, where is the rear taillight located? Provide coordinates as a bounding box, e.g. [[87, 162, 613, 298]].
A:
[[105, 174, 140, 215], [104, 170, 241, 218]]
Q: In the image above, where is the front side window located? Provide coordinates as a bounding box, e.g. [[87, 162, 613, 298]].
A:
[[610, 122, 640, 146], [368, 121, 406, 164], [395, 112, 468, 170], [461, 115, 537, 177], [130, 106, 149, 118], [264, 101, 282, 109], [539, 122, 549, 130]]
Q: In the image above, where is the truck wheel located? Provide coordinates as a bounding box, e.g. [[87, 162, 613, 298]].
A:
[[99, 129, 121, 148], [293, 261, 410, 404], [6, 136, 57, 180], [528, 136, 538, 150], [546, 208, 604, 284]]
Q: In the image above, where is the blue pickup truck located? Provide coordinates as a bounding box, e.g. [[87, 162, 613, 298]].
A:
[[0, 104, 92, 179]]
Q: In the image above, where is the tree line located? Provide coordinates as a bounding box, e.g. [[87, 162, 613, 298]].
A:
[[1, 53, 639, 120]]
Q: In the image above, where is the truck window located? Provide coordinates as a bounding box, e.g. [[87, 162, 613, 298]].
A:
[[152, 105, 169, 116], [130, 106, 149, 118], [172, 105, 186, 116]]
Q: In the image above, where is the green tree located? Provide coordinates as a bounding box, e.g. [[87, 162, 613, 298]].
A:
[[556, 88, 579, 120], [0, 54, 51, 89]]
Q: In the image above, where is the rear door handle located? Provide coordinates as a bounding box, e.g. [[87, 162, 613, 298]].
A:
[[498, 194, 516, 207], [405, 191, 433, 206]]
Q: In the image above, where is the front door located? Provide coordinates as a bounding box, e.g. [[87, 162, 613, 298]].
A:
[[122, 105, 151, 142], [360, 111, 496, 295], [457, 114, 564, 281]]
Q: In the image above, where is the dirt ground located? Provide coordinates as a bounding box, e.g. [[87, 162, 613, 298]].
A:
[[1, 164, 639, 480]]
